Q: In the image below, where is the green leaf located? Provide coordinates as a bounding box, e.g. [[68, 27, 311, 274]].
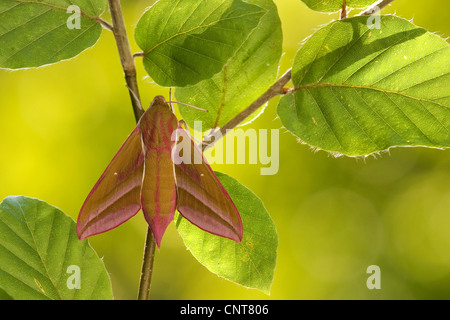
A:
[[176, 172, 277, 294], [301, 0, 374, 12], [277, 15, 450, 157], [0, 287, 13, 300], [0, 0, 106, 69], [175, 0, 283, 130], [134, 0, 265, 87], [0, 196, 113, 300]]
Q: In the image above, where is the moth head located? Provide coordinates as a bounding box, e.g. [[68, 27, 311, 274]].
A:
[[150, 95, 170, 109]]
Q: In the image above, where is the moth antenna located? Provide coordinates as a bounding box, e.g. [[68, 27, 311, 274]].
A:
[[167, 101, 208, 112]]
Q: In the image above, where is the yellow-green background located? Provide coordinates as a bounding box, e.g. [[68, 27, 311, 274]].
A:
[[0, 0, 449, 299]]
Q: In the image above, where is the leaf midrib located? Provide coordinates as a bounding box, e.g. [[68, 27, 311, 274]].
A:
[[143, 11, 264, 55], [293, 82, 450, 109], [13, 198, 64, 300]]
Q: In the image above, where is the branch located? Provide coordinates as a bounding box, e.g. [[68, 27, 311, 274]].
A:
[[107, 0, 154, 300], [137, 228, 157, 300], [201, 68, 292, 151], [108, 0, 144, 121], [358, 0, 395, 16]]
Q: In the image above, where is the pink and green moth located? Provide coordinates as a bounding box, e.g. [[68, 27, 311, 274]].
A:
[[77, 95, 243, 247]]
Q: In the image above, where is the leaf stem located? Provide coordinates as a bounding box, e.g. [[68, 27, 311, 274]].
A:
[[340, 0, 347, 20], [201, 68, 292, 151], [97, 17, 114, 31], [358, 0, 395, 16], [107, 0, 154, 300], [133, 52, 145, 58]]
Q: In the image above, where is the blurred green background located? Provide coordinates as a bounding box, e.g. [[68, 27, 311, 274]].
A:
[[0, 0, 449, 299]]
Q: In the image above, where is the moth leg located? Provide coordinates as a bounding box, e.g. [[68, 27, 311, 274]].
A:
[[200, 127, 223, 150], [178, 119, 204, 148], [126, 84, 143, 111], [168, 88, 174, 113], [178, 119, 189, 131]]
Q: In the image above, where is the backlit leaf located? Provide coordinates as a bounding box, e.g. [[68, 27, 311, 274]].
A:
[[135, 0, 265, 87], [176, 172, 277, 294], [278, 15, 450, 157], [301, 0, 374, 12], [0, 0, 105, 69], [0, 196, 113, 300], [175, 0, 283, 130]]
